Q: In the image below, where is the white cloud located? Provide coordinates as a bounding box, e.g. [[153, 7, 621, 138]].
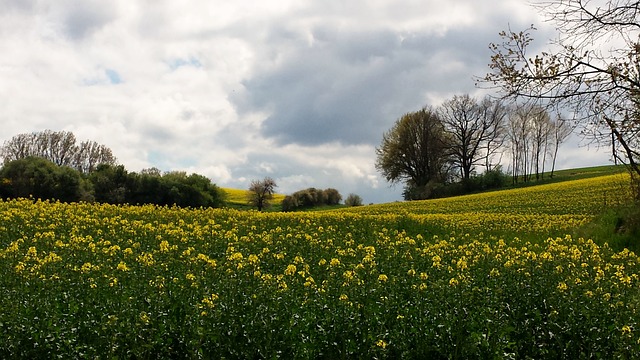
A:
[[0, 0, 612, 203]]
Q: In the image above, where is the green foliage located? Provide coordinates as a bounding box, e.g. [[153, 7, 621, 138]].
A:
[[0, 157, 83, 202], [89, 164, 129, 204], [344, 193, 363, 206], [0, 160, 226, 208], [578, 201, 640, 253], [282, 187, 343, 211], [376, 107, 451, 188], [409, 166, 511, 200]]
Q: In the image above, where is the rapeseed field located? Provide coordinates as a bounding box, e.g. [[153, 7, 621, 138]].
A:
[[0, 173, 637, 358]]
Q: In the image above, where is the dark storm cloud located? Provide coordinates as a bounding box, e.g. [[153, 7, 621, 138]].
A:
[[232, 23, 507, 147]]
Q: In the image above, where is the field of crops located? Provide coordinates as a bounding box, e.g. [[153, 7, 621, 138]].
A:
[[0, 173, 638, 358], [222, 187, 286, 209]]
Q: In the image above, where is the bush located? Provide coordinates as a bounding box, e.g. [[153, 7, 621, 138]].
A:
[[283, 187, 343, 211], [344, 193, 363, 206], [281, 195, 298, 212], [323, 188, 342, 205], [0, 157, 83, 202]]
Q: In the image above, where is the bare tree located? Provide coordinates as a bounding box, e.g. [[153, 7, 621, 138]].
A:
[[529, 107, 552, 180], [439, 95, 507, 180], [482, 98, 509, 171], [1, 130, 116, 173], [507, 104, 540, 183], [483, 0, 640, 184], [40, 130, 77, 167], [549, 116, 574, 177], [248, 177, 277, 211], [75, 141, 116, 173]]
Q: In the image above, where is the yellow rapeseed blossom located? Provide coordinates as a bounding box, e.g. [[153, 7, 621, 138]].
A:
[[557, 282, 568, 292], [284, 264, 297, 276], [117, 261, 130, 272], [201, 293, 219, 309]]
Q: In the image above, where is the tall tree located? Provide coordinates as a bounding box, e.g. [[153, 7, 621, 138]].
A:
[[529, 107, 552, 180], [549, 115, 574, 177], [482, 98, 509, 172], [75, 141, 116, 174], [483, 0, 640, 184], [1, 130, 116, 173], [506, 105, 534, 183], [375, 107, 451, 199], [248, 177, 277, 211], [438, 95, 506, 181]]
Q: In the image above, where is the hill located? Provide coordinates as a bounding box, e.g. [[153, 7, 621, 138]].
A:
[[221, 187, 286, 211], [0, 166, 638, 357]]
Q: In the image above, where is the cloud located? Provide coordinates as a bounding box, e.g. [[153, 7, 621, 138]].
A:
[[0, 0, 613, 204]]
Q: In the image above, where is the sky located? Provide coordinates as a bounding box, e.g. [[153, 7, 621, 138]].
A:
[[0, 0, 613, 203]]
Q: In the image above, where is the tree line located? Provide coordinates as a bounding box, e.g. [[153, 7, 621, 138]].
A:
[[376, 95, 572, 200], [0, 130, 226, 208]]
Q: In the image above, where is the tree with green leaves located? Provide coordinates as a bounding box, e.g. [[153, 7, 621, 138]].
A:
[[375, 107, 451, 199], [0, 157, 83, 202]]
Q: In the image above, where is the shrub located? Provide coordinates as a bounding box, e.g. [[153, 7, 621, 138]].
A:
[[324, 188, 342, 205], [344, 193, 363, 206]]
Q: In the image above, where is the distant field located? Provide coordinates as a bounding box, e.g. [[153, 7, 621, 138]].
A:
[[222, 187, 286, 210]]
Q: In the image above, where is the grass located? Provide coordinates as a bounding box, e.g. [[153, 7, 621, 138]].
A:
[[506, 164, 627, 188]]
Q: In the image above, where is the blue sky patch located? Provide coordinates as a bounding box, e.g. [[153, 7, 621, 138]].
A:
[[167, 57, 202, 71]]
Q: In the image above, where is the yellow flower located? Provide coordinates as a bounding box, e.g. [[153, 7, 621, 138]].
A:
[[343, 270, 354, 280], [375, 339, 387, 349], [159, 240, 170, 252], [378, 274, 388, 282], [201, 293, 219, 309], [622, 325, 632, 336], [330, 258, 341, 267], [139, 311, 151, 325], [339, 294, 349, 301], [449, 278, 459, 287], [284, 264, 297, 276], [557, 282, 568, 292], [116, 261, 130, 272], [248, 254, 259, 264]]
